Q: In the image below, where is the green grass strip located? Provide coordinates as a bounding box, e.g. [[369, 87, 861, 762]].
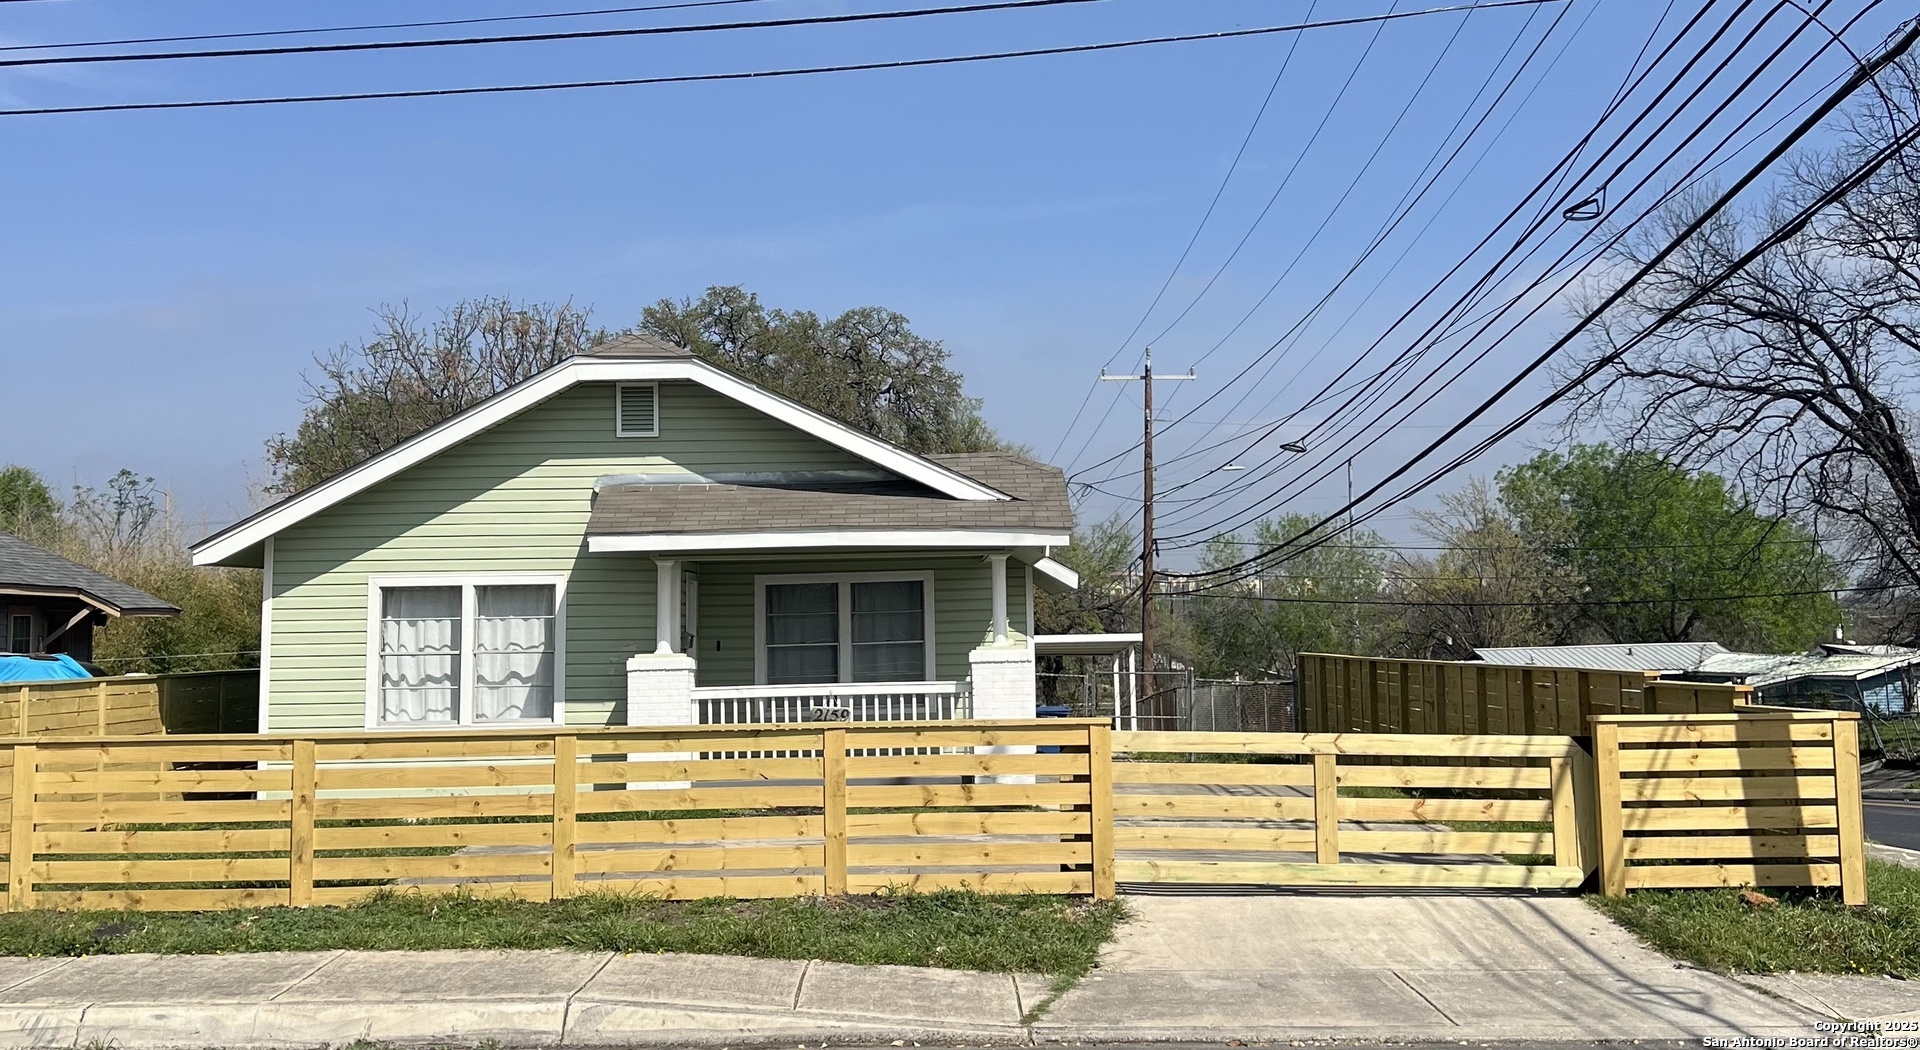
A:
[[1589, 858, 1920, 976], [0, 889, 1126, 977]]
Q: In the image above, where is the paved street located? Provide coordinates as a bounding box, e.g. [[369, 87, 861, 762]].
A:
[[1866, 798, 1920, 851]]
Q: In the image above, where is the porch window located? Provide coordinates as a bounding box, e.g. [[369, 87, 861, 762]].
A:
[[759, 574, 931, 684], [373, 577, 562, 727]]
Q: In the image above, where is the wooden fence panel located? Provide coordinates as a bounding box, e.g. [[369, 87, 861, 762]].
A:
[[1108, 729, 1590, 891], [1297, 654, 1744, 739], [1591, 710, 1866, 904], [0, 719, 1108, 912]]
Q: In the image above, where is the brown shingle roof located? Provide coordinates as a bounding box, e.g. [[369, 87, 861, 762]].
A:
[[585, 453, 1071, 537]]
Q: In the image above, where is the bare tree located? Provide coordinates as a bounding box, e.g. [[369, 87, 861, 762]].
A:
[[267, 298, 605, 494], [1565, 56, 1920, 630]]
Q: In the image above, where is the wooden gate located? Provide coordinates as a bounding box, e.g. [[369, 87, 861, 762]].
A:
[[1110, 729, 1596, 890]]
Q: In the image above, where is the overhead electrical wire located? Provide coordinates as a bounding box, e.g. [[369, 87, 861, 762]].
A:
[[1151, 0, 1858, 540], [0, 0, 1122, 71], [0, 1, 1568, 117], [1146, 0, 1783, 520], [1045, 0, 1320, 465], [1175, 12, 1920, 592], [1082, 0, 1697, 489], [1057, 0, 1402, 476], [0, 0, 780, 54], [1159, 1, 1886, 550]]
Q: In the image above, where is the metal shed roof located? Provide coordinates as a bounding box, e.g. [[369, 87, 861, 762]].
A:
[[1471, 642, 1729, 673]]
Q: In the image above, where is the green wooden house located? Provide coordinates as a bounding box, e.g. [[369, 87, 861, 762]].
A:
[[191, 335, 1076, 734]]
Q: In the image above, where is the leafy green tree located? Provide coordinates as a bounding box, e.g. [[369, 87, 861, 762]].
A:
[[641, 286, 1007, 455], [267, 298, 606, 493], [0, 465, 59, 539], [1185, 514, 1396, 677], [1497, 445, 1843, 649]]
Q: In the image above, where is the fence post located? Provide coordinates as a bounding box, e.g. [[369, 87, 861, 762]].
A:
[[822, 727, 848, 896], [289, 739, 315, 907], [1592, 721, 1626, 897], [1570, 742, 1600, 880], [1087, 723, 1115, 900], [1550, 756, 1577, 870], [1312, 752, 1339, 864], [552, 734, 577, 901], [8, 744, 34, 911], [95, 681, 108, 736], [1833, 717, 1867, 906]]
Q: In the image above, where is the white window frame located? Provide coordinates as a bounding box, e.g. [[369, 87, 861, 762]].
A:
[[614, 381, 660, 438], [752, 570, 936, 685], [364, 572, 568, 730]]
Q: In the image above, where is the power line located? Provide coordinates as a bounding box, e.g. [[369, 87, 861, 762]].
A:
[[0, 0, 778, 54], [1167, 584, 1878, 607], [0, 1, 1567, 117], [0, 0, 1118, 70], [1046, 0, 1319, 465], [1156, 0, 1873, 545], [1182, 12, 1920, 591]]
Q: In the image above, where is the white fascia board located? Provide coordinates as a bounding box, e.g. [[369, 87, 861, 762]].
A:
[[191, 356, 1011, 567], [587, 530, 1071, 554], [1032, 556, 1080, 594]]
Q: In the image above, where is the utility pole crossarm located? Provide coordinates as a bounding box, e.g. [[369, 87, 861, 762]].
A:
[[1098, 347, 1194, 727]]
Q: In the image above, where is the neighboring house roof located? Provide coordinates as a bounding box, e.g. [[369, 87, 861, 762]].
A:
[[0, 530, 179, 617], [190, 337, 1013, 567], [1473, 639, 1920, 690], [1471, 642, 1730, 673], [584, 453, 1073, 552], [1691, 645, 1920, 687]]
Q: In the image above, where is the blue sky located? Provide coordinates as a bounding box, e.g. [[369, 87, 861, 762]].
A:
[[0, 0, 1897, 561]]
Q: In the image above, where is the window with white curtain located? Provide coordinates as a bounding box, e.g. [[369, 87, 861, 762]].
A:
[[374, 578, 561, 727], [758, 575, 930, 685]]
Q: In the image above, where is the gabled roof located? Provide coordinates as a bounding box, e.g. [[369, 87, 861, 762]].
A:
[[0, 531, 179, 617], [584, 453, 1072, 551], [191, 344, 1012, 567]]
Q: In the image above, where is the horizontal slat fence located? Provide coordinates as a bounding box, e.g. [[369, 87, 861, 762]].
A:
[[1591, 710, 1866, 904], [1108, 730, 1595, 890], [1298, 653, 1744, 737], [1, 669, 258, 740], [0, 719, 1108, 912]]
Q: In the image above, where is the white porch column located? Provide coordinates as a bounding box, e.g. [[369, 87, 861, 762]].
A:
[[653, 557, 680, 655], [988, 552, 1010, 646], [969, 643, 1037, 784], [628, 557, 696, 788]]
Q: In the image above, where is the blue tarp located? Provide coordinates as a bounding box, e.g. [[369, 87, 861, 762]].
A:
[[0, 654, 92, 682]]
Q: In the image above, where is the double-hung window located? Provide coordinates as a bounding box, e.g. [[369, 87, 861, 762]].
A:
[[372, 577, 563, 727], [758, 574, 932, 685]]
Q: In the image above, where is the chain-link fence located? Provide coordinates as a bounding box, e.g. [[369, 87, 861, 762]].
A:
[[1039, 670, 1295, 732]]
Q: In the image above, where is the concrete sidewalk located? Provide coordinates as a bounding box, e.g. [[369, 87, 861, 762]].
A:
[[1, 895, 1916, 1048]]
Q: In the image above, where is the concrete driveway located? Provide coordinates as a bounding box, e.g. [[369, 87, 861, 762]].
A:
[[1039, 893, 1826, 1041]]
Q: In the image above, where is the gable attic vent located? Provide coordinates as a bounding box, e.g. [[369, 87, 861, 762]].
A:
[[616, 382, 659, 438]]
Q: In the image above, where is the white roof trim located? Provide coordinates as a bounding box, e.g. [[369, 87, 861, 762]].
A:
[[1032, 556, 1080, 593], [191, 356, 1010, 567], [587, 529, 1070, 554]]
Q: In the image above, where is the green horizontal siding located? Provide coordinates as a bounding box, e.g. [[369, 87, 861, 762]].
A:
[[268, 380, 873, 731]]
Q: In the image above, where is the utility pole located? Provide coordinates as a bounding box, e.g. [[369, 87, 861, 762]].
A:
[[1101, 347, 1194, 725]]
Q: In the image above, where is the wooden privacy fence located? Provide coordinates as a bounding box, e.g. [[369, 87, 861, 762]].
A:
[[1, 669, 258, 740], [1298, 653, 1743, 737], [1591, 709, 1867, 904], [0, 712, 1871, 913], [0, 719, 1109, 913], [1110, 730, 1594, 889]]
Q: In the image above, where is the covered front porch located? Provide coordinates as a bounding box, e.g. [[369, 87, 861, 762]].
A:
[[612, 547, 1076, 729]]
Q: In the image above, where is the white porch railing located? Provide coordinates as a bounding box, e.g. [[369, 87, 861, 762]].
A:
[[691, 681, 973, 725]]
